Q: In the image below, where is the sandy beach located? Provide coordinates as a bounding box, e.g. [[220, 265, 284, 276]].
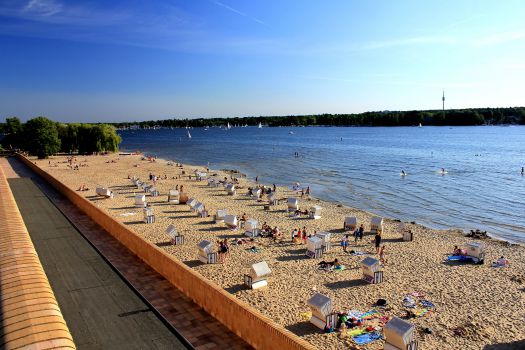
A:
[[32, 154, 525, 350]]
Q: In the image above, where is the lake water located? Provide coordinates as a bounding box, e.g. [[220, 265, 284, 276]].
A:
[[119, 126, 525, 243]]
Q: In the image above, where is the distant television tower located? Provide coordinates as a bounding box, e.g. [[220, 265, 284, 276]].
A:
[[442, 89, 445, 119]]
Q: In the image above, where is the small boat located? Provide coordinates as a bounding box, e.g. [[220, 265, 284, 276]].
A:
[[227, 122, 231, 130], [418, 123, 422, 128], [289, 131, 294, 135], [187, 130, 192, 139], [258, 122, 262, 128]]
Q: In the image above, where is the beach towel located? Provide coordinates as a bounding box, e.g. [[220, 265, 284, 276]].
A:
[[120, 212, 136, 216], [300, 311, 312, 321], [350, 251, 367, 256], [420, 300, 435, 308], [414, 308, 432, 317], [347, 328, 365, 337], [361, 310, 381, 320], [352, 331, 382, 345], [408, 291, 425, 297], [447, 255, 470, 261], [246, 247, 261, 253], [402, 296, 417, 308]]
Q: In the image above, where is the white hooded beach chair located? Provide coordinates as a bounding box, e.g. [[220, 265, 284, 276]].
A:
[[149, 186, 159, 197], [344, 216, 357, 231], [309, 205, 322, 219], [194, 202, 207, 217], [214, 209, 227, 223], [166, 224, 184, 245], [383, 316, 417, 350], [244, 219, 259, 237], [465, 242, 485, 264], [307, 293, 334, 329], [195, 171, 207, 181], [197, 240, 217, 264], [187, 198, 197, 211], [315, 232, 331, 252], [224, 215, 238, 230], [96, 187, 113, 198], [143, 207, 155, 224], [244, 261, 271, 290], [287, 198, 299, 212], [167, 190, 180, 203], [134, 194, 146, 208], [306, 236, 323, 258], [134, 180, 143, 189], [399, 222, 413, 241], [361, 256, 383, 284], [208, 178, 218, 187], [370, 216, 383, 234], [268, 193, 278, 206], [225, 184, 236, 195]]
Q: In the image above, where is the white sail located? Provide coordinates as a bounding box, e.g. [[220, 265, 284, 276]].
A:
[[258, 122, 262, 128], [187, 130, 192, 138], [227, 122, 231, 130]]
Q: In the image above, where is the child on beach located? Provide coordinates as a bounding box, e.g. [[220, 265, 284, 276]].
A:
[[374, 232, 382, 254], [379, 245, 387, 265], [341, 235, 349, 252]]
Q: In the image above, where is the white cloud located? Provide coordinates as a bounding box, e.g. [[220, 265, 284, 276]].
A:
[[473, 30, 525, 46], [24, 0, 62, 17]]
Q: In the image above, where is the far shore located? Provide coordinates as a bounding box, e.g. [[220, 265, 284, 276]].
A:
[[33, 153, 525, 350]]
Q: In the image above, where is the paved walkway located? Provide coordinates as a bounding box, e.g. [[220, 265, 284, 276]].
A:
[[3, 157, 252, 350]]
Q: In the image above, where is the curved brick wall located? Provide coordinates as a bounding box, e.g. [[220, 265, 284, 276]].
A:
[[18, 155, 316, 350], [0, 166, 76, 350]]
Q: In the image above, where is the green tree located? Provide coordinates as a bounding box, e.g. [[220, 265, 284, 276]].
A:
[[24, 117, 61, 159], [1, 117, 23, 149]]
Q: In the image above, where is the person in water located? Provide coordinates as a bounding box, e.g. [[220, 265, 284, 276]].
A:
[[401, 170, 406, 176], [521, 167, 524, 175]]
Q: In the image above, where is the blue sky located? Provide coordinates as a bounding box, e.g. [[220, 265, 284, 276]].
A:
[[1, 0, 525, 122]]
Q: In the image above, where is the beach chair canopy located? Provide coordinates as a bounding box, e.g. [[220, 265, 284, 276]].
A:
[[371, 216, 383, 227], [216, 209, 227, 219], [307, 236, 323, 250], [135, 194, 146, 203], [307, 293, 332, 318], [268, 193, 277, 200], [253, 188, 261, 196], [466, 242, 484, 258], [310, 205, 322, 214], [194, 202, 205, 213], [245, 219, 258, 231], [250, 261, 271, 279], [224, 215, 238, 227], [315, 232, 331, 245], [166, 224, 178, 239], [96, 187, 110, 196], [143, 207, 154, 217], [196, 171, 207, 178], [197, 240, 213, 255], [169, 189, 180, 197], [225, 184, 235, 191], [383, 316, 415, 349], [287, 198, 299, 207], [345, 216, 357, 225], [187, 198, 197, 208], [361, 257, 380, 274], [149, 186, 157, 193]]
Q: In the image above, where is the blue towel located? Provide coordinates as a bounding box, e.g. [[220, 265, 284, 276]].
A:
[[421, 300, 435, 308], [353, 331, 382, 345], [447, 255, 469, 261]]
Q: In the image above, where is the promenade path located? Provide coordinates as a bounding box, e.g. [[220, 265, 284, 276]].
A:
[[1, 157, 252, 350]]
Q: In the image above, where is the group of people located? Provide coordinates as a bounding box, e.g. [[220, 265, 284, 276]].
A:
[[291, 227, 314, 243], [340, 226, 387, 264], [217, 239, 229, 263]]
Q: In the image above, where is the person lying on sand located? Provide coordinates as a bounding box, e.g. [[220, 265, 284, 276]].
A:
[[492, 256, 509, 267]]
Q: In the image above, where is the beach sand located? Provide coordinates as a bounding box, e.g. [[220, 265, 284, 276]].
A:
[[33, 154, 525, 350]]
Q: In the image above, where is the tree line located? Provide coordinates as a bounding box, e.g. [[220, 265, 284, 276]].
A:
[[0, 117, 121, 159], [111, 107, 525, 129]]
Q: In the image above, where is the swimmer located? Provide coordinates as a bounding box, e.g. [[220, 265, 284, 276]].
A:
[[522, 166, 524, 175], [401, 170, 406, 176]]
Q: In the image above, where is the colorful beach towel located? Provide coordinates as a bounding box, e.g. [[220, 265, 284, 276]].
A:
[[420, 300, 435, 308], [347, 328, 365, 337], [361, 310, 381, 320], [353, 331, 382, 345], [447, 255, 470, 261], [414, 308, 432, 317]]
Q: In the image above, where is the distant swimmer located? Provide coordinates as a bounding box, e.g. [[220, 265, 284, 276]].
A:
[[440, 168, 448, 175], [522, 167, 524, 175], [401, 170, 407, 176]]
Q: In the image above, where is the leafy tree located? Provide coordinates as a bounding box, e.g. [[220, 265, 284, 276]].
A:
[[1, 117, 23, 149], [23, 117, 61, 159]]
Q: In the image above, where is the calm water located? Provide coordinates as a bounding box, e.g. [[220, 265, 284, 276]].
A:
[[119, 126, 525, 243]]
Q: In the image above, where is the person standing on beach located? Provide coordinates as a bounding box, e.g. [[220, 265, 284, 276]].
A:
[[358, 224, 364, 241], [379, 245, 386, 265], [375, 232, 382, 254], [255, 176, 258, 183], [341, 235, 349, 252], [354, 229, 359, 242]]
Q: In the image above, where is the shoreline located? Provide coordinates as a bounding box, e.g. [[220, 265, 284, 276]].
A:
[[34, 153, 525, 350], [120, 147, 521, 247]]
